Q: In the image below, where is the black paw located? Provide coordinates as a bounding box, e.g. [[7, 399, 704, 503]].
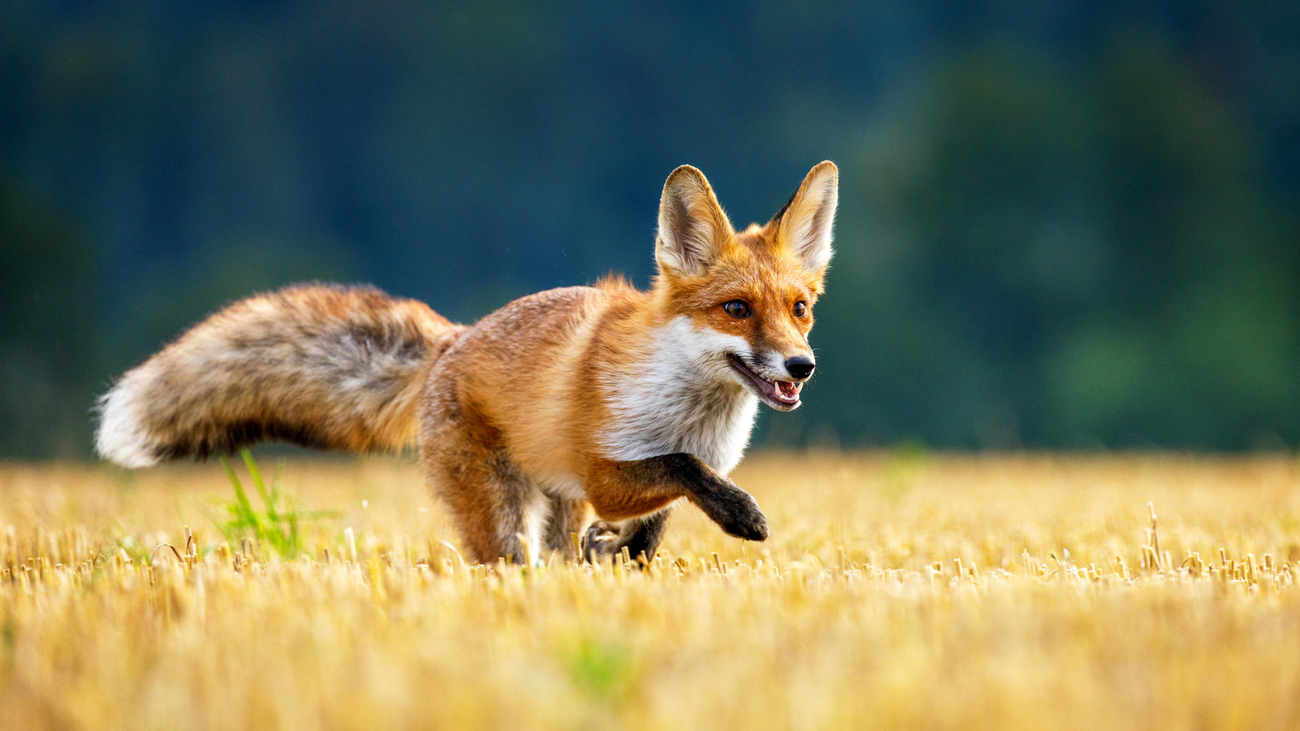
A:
[[720, 494, 769, 541], [581, 521, 622, 563], [695, 485, 769, 542]]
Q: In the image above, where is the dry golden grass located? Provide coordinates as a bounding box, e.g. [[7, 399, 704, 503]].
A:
[[2, 452, 1298, 730]]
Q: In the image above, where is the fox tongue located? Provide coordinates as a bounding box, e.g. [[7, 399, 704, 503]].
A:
[[726, 354, 802, 406]]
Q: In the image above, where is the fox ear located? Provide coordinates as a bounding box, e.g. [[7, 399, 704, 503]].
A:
[[773, 161, 838, 273], [656, 165, 734, 276]]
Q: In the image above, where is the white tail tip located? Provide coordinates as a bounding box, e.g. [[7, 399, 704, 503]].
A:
[[95, 375, 159, 468]]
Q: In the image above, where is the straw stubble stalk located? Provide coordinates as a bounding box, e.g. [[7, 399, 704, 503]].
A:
[[1, 454, 1299, 730]]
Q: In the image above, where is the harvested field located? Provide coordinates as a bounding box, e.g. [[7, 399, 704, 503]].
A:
[[2, 452, 1298, 729]]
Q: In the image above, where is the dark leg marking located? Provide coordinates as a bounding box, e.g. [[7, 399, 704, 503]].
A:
[[582, 508, 674, 567]]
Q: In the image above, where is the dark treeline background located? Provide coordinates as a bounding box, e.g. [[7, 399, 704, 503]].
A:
[[3, 2, 1299, 458]]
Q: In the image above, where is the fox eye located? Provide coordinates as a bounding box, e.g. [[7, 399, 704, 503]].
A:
[[722, 300, 751, 319], [793, 301, 807, 318]]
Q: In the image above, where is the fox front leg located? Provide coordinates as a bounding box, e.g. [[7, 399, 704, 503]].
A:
[[582, 508, 673, 565], [584, 453, 769, 547]]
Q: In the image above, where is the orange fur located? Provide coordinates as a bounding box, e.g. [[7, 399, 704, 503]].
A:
[[97, 163, 839, 564]]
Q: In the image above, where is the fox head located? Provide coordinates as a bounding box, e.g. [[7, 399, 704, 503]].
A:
[[652, 161, 838, 412]]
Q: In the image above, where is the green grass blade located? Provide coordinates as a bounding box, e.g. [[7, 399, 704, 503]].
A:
[[241, 449, 293, 552], [241, 450, 276, 515], [220, 455, 258, 527]]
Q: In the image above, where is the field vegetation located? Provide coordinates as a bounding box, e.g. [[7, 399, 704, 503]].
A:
[[2, 452, 1298, 729]]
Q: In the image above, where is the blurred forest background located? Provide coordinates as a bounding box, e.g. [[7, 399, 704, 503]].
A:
[[2, 1, 1298, 458]]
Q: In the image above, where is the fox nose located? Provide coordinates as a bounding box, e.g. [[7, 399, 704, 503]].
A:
[[784, 356, 815, 380]]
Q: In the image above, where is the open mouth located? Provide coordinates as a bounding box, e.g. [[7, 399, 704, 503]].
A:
[[726, 354, 802, 410]]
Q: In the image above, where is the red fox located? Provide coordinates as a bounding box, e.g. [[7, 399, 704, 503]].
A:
[[97, 162, 838, 565]]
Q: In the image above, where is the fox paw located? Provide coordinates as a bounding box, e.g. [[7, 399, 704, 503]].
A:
[[699, 488, 769, 542], [581, 521, 622, 563], [720, 500, 769, 542]]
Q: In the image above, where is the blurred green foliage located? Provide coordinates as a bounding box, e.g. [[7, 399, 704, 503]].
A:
[[1, 2, 1297, 455]]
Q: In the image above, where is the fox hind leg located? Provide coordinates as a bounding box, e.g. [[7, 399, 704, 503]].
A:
[[543, 495, 592, 560], [424, 449, 548, 565], [420, 396, 549, 564]]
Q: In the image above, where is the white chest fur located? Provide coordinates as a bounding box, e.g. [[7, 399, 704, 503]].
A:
[[598, 316, 759, 475]]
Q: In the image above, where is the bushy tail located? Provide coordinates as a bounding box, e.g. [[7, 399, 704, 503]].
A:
[[96, 284, 465, 467]]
